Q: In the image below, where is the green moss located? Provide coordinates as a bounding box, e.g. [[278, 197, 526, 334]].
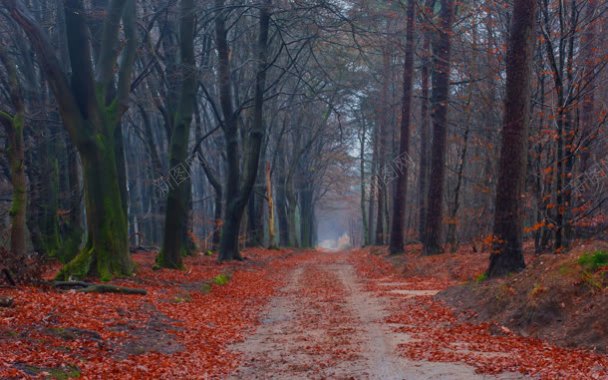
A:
[[578, 250, 608, 272], [212, 273, 231, 285], [52, 227, 83, 264], [48, 365, 81, 380], [13, 112, 24, 132], [17, 364, 80, 380], [474, 272, 488, 283], [8, 194, 23, 217], [56, 246, 93, 281]]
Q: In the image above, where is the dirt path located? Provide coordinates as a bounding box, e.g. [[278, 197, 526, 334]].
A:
[[230, 252, 527, 379]]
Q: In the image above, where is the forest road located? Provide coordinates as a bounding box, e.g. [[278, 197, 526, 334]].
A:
[[229, 251, 527, 380]]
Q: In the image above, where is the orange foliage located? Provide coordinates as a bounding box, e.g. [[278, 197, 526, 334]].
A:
[[0, 248, 296, 378], [348, 248, 608, 379]]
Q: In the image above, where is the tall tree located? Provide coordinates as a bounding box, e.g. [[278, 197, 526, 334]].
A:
[[417, 0, 435, 245], [6, 0, 137, 280], [424, 0, 454, 255], [217, 0, 272, 261], [389, 0, 415, 254], [374, 47, 391, 246], [487, 0, 537, 277], [157, 0, 197, 268]]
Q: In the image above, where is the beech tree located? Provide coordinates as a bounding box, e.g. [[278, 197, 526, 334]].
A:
[[5, 0, 136, 279], [157, 0, 197, 268], [216, 0, 272, 261]]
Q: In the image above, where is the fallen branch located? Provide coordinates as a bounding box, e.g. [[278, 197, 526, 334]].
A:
[[54, 281, 147, 295], [78, 284, 147, 295], [54, 281, 90, 289]]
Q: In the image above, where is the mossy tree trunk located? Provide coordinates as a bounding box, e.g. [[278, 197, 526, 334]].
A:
[[8, 0, 137, 280], [5, 115, 26, 262], [0, 48, 27, 263], [60, 135, 132, 280]]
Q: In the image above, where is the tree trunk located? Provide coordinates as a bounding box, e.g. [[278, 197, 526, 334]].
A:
[[579, 0, 598, 173], [246, 167, 265, 247], [218, 0, 271, 261], [374, 48, 390, 246], [286, 180, 299, 247], [8, 0, 136, 279], [59, 139, 132, 280], [359, 121, 369, 246], [158, 0, 197, 268], [447, 123, 470, 252], [0, 48, 27, 262], [299, 186, 314, 248], [276, 144, 290, 246], [424, 0, 454, 255], [418, 12, 432, 245], [266, 162, 277, 248], [488, 0, 537, 277], [8, 117, 27, 261], [62, 142, 83, 262], [389, 0, 415, 255]]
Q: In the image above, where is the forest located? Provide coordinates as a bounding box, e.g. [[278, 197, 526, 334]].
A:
[[1, 0, 608, 378]]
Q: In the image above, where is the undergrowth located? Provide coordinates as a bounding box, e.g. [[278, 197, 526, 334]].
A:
[[578, 250, 608, 272]]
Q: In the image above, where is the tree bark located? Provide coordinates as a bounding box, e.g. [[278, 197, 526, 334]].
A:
[[158, 0, 197, 268], [266, 162, 277, 248], [389, 0, 415, 255], [374, 48, 390, 246], [359, 119, 369, 246], [276, 143, 290, 246], [218, 0, 272, 261], [0, 49, 27, 263], [424, 0, 454, 255], [418, 8, 432, 245], [488, 0, 537, 277]]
